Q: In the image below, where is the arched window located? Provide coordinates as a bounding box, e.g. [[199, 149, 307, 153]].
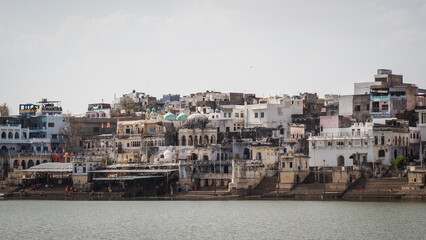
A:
[[203, 155, 209, 160], [194, 136, 198, 146], [337, 156, 344, 166], [256, 152, 262, 160], [8, 132, 13, 139], [188, 136, 193, 146], [22, 132, 27, 139], [204, 135, 209, 145], [181, 136, 186, 146], [15, 132, 19, 139], [1, 132, 5, 139], [244, 148, 250, 159]]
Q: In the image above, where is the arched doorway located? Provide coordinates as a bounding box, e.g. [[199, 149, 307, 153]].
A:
[[181, 136, 186, 146], [28, 160, 34, 168], [337, 156, 344, 166], [21, 160, 26, 169], [13, 160, 19, 169], [36, 160, 40, 165], [188, 136, 193, 146], [244, 148, 250, 159]]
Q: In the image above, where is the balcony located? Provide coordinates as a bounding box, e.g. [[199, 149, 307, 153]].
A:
[[370, 95, 390, 101]]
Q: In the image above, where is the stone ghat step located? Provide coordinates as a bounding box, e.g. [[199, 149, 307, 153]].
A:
[[182, 190, 228, 196], [292, 183, 326, 190]]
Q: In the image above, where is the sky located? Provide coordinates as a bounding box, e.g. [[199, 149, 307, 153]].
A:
[[1, 0, 426, 115]]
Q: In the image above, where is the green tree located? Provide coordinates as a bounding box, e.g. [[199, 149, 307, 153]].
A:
[[111, 95, 139, 117], [394, 156, 407, 177], [0, 103, 9, 116], [102, 156, 115, 166]]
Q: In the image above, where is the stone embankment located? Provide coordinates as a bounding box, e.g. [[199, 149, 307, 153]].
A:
[[2, 177, 426, 201]]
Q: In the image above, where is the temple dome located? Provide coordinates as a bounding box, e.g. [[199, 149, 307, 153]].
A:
[[186, 113, 209, 128], [177, 112, 188, 121], [164, 112, 176, 120]]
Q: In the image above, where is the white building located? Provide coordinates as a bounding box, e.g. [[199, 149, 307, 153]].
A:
[[308, 122, 374, 167], [244, 96, 303, 129]]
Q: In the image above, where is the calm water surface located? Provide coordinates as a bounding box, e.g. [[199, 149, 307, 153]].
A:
[[1, 200, 425, 239]]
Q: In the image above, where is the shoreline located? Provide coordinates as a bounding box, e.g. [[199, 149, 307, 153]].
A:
[[2, 191, 426, 202]]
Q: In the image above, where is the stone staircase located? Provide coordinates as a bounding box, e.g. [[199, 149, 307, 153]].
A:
[[248, 176, 279, 196], [343, 177, 408, 199], [289, 183, 326, 199], [174, 186, 231, 199]]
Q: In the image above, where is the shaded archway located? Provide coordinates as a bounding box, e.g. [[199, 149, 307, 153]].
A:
[[8, 132, 13, 139], [43, 160, 48, 163], [28, 160, 34, 168], [36, 160, 40, 165], [203, 155, 209, 161], [204, 135, 209, 145], [15, 132, 19, 139], [188, 136, 193, 146], [191, 153, 198, 160], [13, 160, 19, 169], [337, 156, 344, 166], [181, 136, 186, 146], [1, 132, 5, 139], [244, 148, 250, 159], [21, 160, 26, 169]]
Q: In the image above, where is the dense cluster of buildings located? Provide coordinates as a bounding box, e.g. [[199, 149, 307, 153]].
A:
[[1, 69, 426, 196]]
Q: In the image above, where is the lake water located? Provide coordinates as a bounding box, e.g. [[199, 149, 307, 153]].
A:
[[1, 200, 425, 239]]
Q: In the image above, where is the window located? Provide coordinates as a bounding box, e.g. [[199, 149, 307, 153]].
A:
[[354, 105, 360, 111], [372, 102, 379, 112], [381, 136, 385, 145], [422, 113, 426, 124], [240, 113, 244, 118], [48, 122, 54, 127], [235, 113, 239, 118], [378, 149, 385, 157], [289, 162, 293, 168], [261, 112, 264, 118], [282, 162, 285, 168], [382, 104, 388, 111], [52, 134, 57, 139], [255, 113, 258, 118]]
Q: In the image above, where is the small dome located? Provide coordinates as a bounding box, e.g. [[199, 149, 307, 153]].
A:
[[215, 109, 220, 113], [146, 109, 151, 114], [152, 108, 157, 112], [163, 148, 173, 162], [177, 112, 188, 121], [164, 112, 176, 120], [186, 113, 209, 128]]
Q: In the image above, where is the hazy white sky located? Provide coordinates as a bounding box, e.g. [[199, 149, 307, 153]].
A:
[[1, 0, 426, 115]]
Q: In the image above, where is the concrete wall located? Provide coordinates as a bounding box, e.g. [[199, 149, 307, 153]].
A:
[[339, 95, 353, 116]]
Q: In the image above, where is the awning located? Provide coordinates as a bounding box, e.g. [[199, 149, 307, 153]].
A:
[[92, 176, 164, 181]]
